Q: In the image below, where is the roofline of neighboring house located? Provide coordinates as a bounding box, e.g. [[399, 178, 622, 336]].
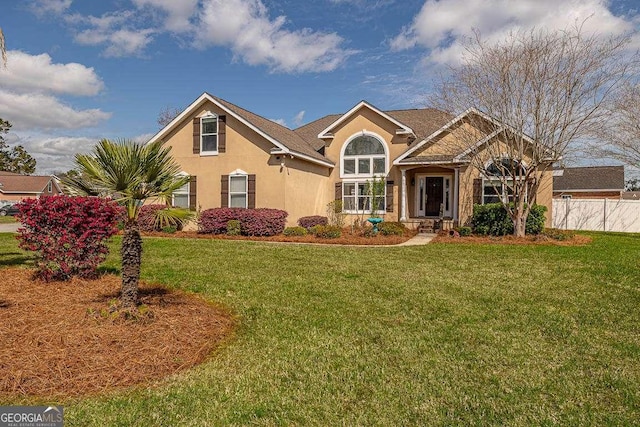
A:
[[316, 100, 414, 139], [147, 93, 334, 169], [0, 190, 43, 194], [553, 189, 623, 192], [0, 175, 62, 195]]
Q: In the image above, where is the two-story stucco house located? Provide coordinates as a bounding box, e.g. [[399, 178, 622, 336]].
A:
[[148, 92, 553, 228]]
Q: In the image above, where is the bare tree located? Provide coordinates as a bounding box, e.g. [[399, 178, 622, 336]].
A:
[[157, 106, 183, 129], [434, 24, 636, 236], [0, 27, 7, 68], [593, 82, 640, 167]]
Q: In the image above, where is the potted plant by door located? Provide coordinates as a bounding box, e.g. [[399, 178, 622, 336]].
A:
[[366, 176, 385, 233]]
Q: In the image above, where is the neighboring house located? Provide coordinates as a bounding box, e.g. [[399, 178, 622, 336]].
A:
[[148, 93, 553, 228], [553, 166, 624, 199], [0, 171, 64, 202]]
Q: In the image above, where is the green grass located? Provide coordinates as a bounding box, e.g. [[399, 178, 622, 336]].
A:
[[1, 232, 639, 426], [0, 215, 17, 224]]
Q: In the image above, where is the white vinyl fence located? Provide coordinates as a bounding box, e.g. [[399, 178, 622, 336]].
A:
[[552, 198, 640, 233]]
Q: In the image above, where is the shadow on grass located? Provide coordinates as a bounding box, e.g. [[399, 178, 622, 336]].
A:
[[0, 252, 33, 267], [97, 266, 120, 275]]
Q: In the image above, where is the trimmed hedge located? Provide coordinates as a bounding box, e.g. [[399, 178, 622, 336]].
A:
[[298, 215, 328, 230], [471, 203, 546, 236], [283, 226, 308, 236], [310, 224, 342, 239], [199, 208, 288, 236], [377, 221, 406, 236]]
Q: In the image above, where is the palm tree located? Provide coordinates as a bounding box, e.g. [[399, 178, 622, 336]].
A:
[[64, 139, 189, 309]]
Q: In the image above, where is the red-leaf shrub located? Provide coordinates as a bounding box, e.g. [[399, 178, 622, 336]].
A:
[[198, 208, 288, 236], [16, 196, 122, 281], [117, 204, 182, 232], [298, 215, 328, 229]]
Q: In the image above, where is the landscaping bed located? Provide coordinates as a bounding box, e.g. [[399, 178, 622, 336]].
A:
[[143, 227, 418, 245], [0, 268, 234, 399]]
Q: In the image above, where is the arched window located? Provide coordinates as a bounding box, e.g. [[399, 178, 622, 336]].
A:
[[482, 158, 527, 204], [341, 135, 386, 177]]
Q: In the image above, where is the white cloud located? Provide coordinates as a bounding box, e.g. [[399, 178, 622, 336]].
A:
[[6, 133, 96, 174], [270, 118, 287, 127], [30, 0, 72, 16], [0, 51, 104, 96], [193, 0, 355, 72], [132, 0, 199, 32], [391, 0, 639, 65], [293, 110, 305, 127], [68, 11, 156, 57], [0, 90, 111, 131]]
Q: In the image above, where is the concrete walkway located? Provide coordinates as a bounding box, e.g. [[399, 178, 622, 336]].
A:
[[0, 222, 19, 233], [395, 233, 436, 246]]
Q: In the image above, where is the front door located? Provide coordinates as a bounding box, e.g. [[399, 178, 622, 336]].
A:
[[416, 176, 446, 217], [425, 177, 443, 216]]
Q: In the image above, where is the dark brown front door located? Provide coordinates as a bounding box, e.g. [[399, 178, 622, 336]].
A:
[[425, 177, 443, 216]]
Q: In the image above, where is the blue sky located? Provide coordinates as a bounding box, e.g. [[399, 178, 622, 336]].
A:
[[1, 0, 639, 173]]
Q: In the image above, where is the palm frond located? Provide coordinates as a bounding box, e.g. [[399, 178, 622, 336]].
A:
[[65, 138, 189, 221]]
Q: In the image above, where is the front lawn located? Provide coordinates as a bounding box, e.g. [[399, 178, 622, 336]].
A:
[[0, 232, 638, 425]]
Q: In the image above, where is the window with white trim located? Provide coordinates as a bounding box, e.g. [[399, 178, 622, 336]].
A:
[[482, 159, 526, 204], [47, 181, 53, 193], [201, 116, 218, 153], [229, 174, 248, 208], [172, 181, 189, 208], [342, 135, 386, 177], [342, 181, 386, 214]]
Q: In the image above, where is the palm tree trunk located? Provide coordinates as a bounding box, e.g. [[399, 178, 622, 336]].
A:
[[121, 221, 142, 309]]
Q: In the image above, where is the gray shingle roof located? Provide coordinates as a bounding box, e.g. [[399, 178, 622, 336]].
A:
[[293, 108, 453, 153], [553, 166, 625, 191], [212, 95, 332, 164]]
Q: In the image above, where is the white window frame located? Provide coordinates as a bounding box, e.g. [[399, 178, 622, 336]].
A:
[[200, 114, 218, 155], [342, 180, 386, 215], [229, 172, 248, 209], [481, 158, 528, 205], [171, 173, 190, 208], [340, 132, 388, 179], [47, 181, 53, 193]]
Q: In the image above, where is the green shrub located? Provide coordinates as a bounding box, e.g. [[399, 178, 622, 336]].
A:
[[310, 224, 342, 239], [226, 219, 241, 236], [283, 226, 308, 236], [161, 226, 177, 234], [541, 228, 575, 241], [457, 226, 472, 237], [377, 221, 406, 236], [471, 203, 546, 236]]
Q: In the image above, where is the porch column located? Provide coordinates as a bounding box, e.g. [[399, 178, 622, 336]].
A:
[[453, 167, 460, 221], [400, 168, 407, 221]]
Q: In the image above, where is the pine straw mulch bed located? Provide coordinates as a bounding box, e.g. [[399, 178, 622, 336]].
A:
[[143, 229, 418, 246], [432, 233, 592, 246], [0, 268, 234, 400]]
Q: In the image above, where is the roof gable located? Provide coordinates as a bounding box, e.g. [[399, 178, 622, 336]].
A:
[[148, 93, 334, 168], [393, 108, 541, 165], [0, 172, 59, 194], [316, 101, 413, 139]]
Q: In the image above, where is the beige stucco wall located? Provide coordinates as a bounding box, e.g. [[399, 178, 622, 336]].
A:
[[321, 106, 412, 224], [162, 100, 329, 226]]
